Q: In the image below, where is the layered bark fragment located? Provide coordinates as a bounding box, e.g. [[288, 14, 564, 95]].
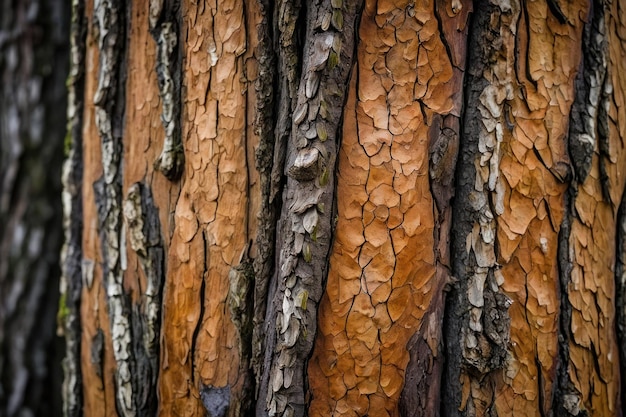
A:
[[150, 0, 184, 181], [158, 1, 261, 415], [259, 1, 362, 416], [446, 0, 588, 415], [561, 0, 626, 413], [122, 183, 164, 416], [308, 0, 468, 415]]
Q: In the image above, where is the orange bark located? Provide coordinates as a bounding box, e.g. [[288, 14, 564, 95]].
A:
[[565, 2, 626, 413], [459, 0, 588, 414], [158, 1, 261, 415], [308, 0, 464, 415]]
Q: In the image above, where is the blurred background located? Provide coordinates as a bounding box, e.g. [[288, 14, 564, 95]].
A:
[[0, 0, 69, 416]]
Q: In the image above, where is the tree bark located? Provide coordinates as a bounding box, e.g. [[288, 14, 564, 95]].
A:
[[0, 0, 68, 415], [60, 0, 626, 416]]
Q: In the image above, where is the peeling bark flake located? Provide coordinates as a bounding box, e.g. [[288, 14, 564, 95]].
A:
[[152, 20, 184, 181], [123, 182, 164, 415]]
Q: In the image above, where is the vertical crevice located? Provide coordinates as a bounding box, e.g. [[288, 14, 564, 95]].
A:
[[443, 0, 511, 414], [567, 0, 607, 186], [554, 0, 608, 414], [190, 230, 208, 385], [227, 254, 255, 416], [554, 189, 587, 417], [92, 0, 133, 415], [59, 0, 86, 415], [254, 0, 302, 414], [251, 0, 278, 395]]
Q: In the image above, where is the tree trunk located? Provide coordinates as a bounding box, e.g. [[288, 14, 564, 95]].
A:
[[0, 0, 68, 415], [60, 0, 626, 416]]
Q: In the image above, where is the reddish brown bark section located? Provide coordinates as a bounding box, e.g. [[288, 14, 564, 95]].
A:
[[308, 0, 467, 415], [457, 0, 588, 414], [158, 1, 261, 415], [490, 1, 587, 414], [565, 1, 626, 413]]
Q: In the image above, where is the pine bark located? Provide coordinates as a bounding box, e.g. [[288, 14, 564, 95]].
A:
[[60, 0, 626, 416]]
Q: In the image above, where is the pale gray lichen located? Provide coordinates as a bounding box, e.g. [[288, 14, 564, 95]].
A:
[[123, 184, 160, 356], [153, 22, 184, 180], [461, 0, 516, 375]]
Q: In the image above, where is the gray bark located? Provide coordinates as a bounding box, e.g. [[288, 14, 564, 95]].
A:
[[0, 0, 69, 416]]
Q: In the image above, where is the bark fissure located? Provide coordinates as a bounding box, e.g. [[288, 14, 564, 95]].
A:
[[92, 0, 135, 415], [555, 2, 608, 414], [568, 0, 607, 185], [255, 0, 297, 410], [251, 0, 279, 395], [59, 0, 87, 415], [555, 194, 580, 417], [445, 4, 512, 413]]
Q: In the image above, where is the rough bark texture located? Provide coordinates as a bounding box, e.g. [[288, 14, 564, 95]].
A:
[[307, 0, 469, 415], [60, 0, 626, 416], [60, 0, 86, 416], [562, 0, 626, 413], [445, 0, 592, 415], [0, 0, 68, 415], [158, 0, 262, 415], [260, 2, 362, 416]]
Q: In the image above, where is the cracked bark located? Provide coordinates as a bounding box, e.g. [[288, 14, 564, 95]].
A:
[[61, 1, 626, 416]]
